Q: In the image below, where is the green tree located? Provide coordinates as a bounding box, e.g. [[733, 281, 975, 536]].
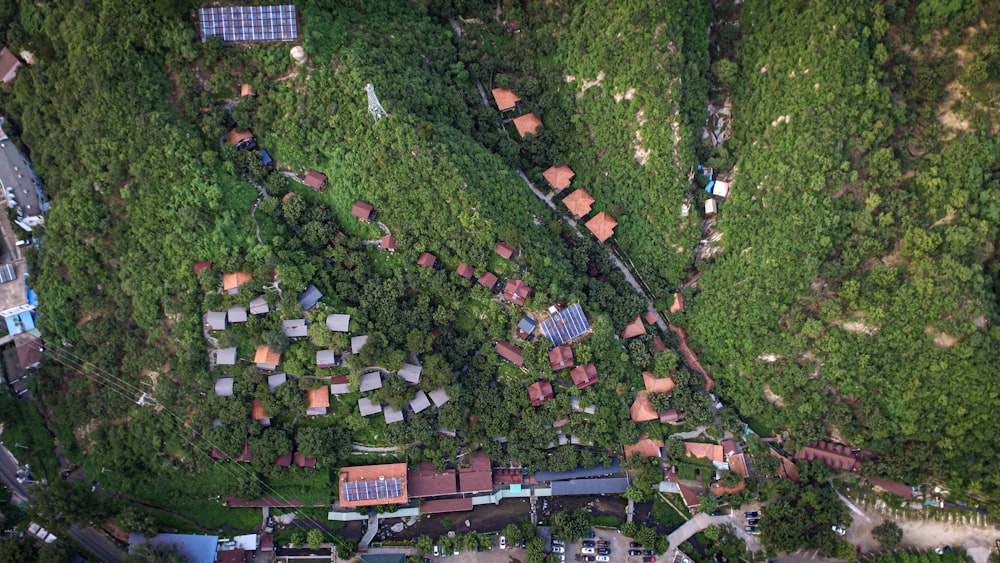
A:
[[550, 509, 591, 541], [872, 521, 903, 548], [307, 529, 325, 549]]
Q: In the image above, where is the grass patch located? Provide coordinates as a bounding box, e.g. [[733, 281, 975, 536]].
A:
[[652, 497, 688, 527], [592, 515, 623, 528], [0, 390, 59, 482]]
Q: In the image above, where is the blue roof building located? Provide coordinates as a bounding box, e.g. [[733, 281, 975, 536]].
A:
[[298, 285, 322, 309]]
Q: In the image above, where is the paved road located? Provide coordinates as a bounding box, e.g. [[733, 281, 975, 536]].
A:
[[0, 445, 125, 562]]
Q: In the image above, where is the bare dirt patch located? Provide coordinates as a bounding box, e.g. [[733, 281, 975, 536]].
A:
[[762, 383, 785, 408], [925, 326, 959, 348], [613, 87, 637, 102], [575, 71, 606, 98]]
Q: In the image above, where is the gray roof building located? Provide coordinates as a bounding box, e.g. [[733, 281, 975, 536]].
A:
[[227, 305, 247, 323], [297, 284, 322, 309], [550, 477, 630, 496], [215, 347, 237, 366], [0, 126, 49, 232], [282, 319, 307, 338], [330, 376, 351, 395], [358, 396, 382, 416], [249, 296, 269, 315], [383, 405, 404, 424], [535, 459, 622, 482], [351, 335, 368, 354], [316, 349, 337, 368], [359, 371, 383, 392], [410, 390, 431, 413], [326, 314, 350, 332], [429, 387, 450, 408], [398, 363, 422, 384], [267, 372, 287, 392], [204, 312, 227, 331], [214, 377, 234, 397]]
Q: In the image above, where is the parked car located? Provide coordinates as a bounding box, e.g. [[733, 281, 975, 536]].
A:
[[433, 545, 440, 556], [596, 557, 610, 562], [552, 539, 565, 546], [587, 531, 597, 538], [644, 550, 656, 556], [630, 542, 642, 548], [748, 519, 760, 526], [629, 550, 643, 556], [582, 541, 596, 548], [584, 557, 596, 562], [744, 511, 759, 518], [582, 547, 596, 555], [709, 511, 721, 516], [552, 545, 565, 554], [831, 525, 846, 536], [598, 548, 611, 555], [643, 558, 657, 563], [558, 555, 565, 562], [499, 536, 506, 549], [520, 540, 527, 549], [745, 526, 758, 533], [597, 541, 609, 547]]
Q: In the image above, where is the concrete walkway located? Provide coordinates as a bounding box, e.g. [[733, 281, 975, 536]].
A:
[[351, 443, 402, 453], [360, 509, 378, 549], [666, 512, 760, 556]]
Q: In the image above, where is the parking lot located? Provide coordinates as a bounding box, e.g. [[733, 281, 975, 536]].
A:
[[558, 528, 654, 562], [424, 528, 655, 563]]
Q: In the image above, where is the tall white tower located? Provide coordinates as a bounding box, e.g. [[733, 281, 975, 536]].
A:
[[366, 83, 388, 122]]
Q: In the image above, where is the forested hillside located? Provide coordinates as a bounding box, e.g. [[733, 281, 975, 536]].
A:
[[687, 0, 1000, 503]]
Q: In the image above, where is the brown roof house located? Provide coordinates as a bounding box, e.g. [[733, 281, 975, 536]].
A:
[[491, 87, 521, 112], [351, 200, 376, 222], [408, 462, 458, 498], [224, 128, 257, 151], [494, 241, 516, 260], [379, 235, 397, 252], [495, 341, 524, 367], [620, 316, 646, 339], [585, 212, 617, 243], [570, 363, 598, 390], [513, 113, 542, 137], [624, 436, 664, 459], [455, 263, 475, 280], [417, 252, 441, 269], [642, 371, 675, 394], [477, 271, 499, 291], [794, 441, 861, 473], [303, 170, 327, 190], [562, 189, 595, 217], [867, 477, 915, 499], [542, 165, 574, 192], [502, 279, 532, 306], [629, 391, 658, 422], [526, 381, 554, 406], [254, 345, 281, 371], [0, 48, 21, 84], [548, 345, 574, 371], [457, 451, 493, 494]]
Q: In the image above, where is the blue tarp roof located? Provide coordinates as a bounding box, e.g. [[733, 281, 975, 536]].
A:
[[534, 458, 620, 482], [705, 180, 715, 193], [551, 477, 630, 496], [4, 316, 20, 336], [128, 533, 219, 563], [26, 288, 37, 307]]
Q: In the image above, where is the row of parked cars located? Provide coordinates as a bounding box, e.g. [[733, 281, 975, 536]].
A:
[[744, 511, 761, 533]]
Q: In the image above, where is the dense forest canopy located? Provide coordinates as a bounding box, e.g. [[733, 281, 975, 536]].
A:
[[0, 0, 997, 541]]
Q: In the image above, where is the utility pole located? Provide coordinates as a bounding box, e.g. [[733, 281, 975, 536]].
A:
[[366, 83, 388, 122]]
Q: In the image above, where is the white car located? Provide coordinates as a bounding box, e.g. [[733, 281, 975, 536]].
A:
[[831, 525, 846, 536], [582, 547, 596, 554], [433, 545, 440, 556], [499, 536, 507, 549], [597, 557, 611, 562], [552, 545, 565, 553]]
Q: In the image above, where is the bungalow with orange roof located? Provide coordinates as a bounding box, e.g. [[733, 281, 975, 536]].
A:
[[223, 271, 252, 295], [548, 345, 574, 371], [254, 345, 281, 371], [620, 316, 646, 339], [224, 128, 257, 151], [303, 170, 327, 190], [338, 463, 408, 508], [513, 113, 542, 137], [624, 436, 664, 459], [670, 292, 685, 314], [306, 387, 330, 416], [502, 279, 532, 306], [585, 212, 617, 243], [562, 189, 594, 218], [417, 252, 442, 269], [495, 341, 524, 367], [491, 87, 521, 112], [642, 371, 675, 394], [770, 448, 800, 481], [570, 363, 598, 390], [252, 399, 271, 427], [455, 263, 475, 280], [542, 165, 574, 192], [351, 200, 376, 222], [526, 381, 554, 407], [240, 83, 255, 97], [684, 442, 725, 466], [379, 235, 396, 252], [477, 271, 500, 291], [494, 241, 516, 260], [629, 391, 658, 422]]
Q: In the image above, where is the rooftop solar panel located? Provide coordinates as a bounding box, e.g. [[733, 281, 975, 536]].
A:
[[540, 303, 590, 347], [342, 478, 403, 502], [198, 5, 298, 43]]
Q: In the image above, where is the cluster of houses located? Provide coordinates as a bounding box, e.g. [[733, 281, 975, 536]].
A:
[[491, 86, 619, 244]]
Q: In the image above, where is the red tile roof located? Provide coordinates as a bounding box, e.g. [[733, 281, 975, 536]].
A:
[[494, 241, 516, 260], [251, 399, 270, 421], [794, 441, 860, 473], [659, 408, 684, 423], [670, 293, 685, 313], [630, 391, 658, 422], [585, 212, 617, 243], [644, 310, 657, 324], [624, 436, 663, 459], [526, 381, 553, 406], [642, 371, 675, 393], [621, 316, 646, 339], [236, 442, 253, 463], [273, 451, 293, 467], [307, 387, 330, 409], [493, 468, 523, 486], [420, 497, 474, 514], [380, 235, 396, 252], [728, 453, 750, 478], [513, 113, 542, 137], [417, 252, 437, 268], [562, 189, 595, 217], [542, 165, 575, 191], [304, 170, 327, 190], [491, 87, 521, 111], [477, 271, 499, 289], [570, 363, 598, 389], [223, 271, 252, 291], [457, 451, 493, 493], [407, 463, 458, 497], [679, 483, 700, 508], [868, 477, 914, 498], [685, 442, 724, 463], [338, 463, 408, 508], [254, 345, 281, 366], [770, 448, 800, 481], [194, 261, 212, 275], [548, 345, 575, 370], [456, 263, 475, 279], [495, 341, 524, 366], [351, 200, 375, 221], [503, 279, 532, 306]]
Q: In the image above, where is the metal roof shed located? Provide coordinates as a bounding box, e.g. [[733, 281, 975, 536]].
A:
[[398, 363, 422, 384], [326, 314, 350, 332]]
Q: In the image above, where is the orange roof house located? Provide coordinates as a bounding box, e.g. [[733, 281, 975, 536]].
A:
[[456, 263, 475, 280], [251, 399, 270, 422], [338, 463, 408, 508], [306, 387, 330, 416], [240, 83, 255, 97], [770, 448, 800, 481], [513, 113, 542, 137], [223, 271, 252, 292], [624, 436, 664, 459], [629, 391, 658, 422], [491, 87, 521, 112], [585, 212, 617, 243], [542, 165, 575, 192], [570, 363, 598, 389], [643, 371, 675, 394], [684, 442, 724, 463], [621, 316, 646, 339], [526, 381, 554, 407], [670, 293, 685, 314], [254, 345, 281, 370], [728, 453, 750, 479], [494, 241, 516, 260], [548, 345, 574, 371], [224, 128, 256, 150], [562, 189, 595, 217]]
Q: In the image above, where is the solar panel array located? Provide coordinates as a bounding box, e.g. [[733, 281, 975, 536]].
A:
[[198, 5, 298, 43], [540, 303, 590, 347], [342, 478, 403, 503]]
